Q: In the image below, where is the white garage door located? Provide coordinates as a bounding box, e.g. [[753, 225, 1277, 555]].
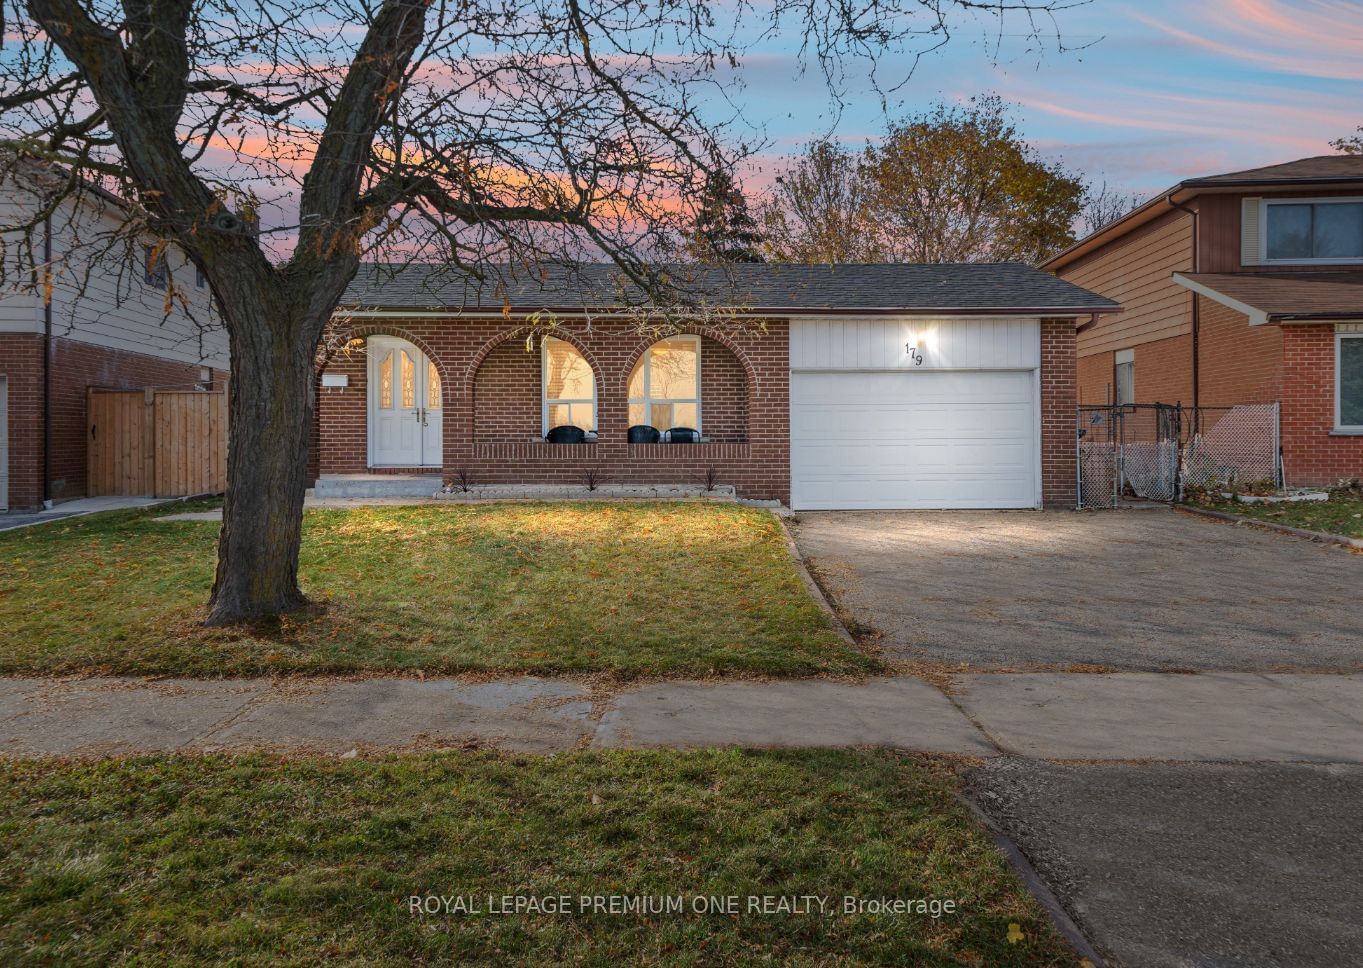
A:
[[790, 370, 1038, 510]]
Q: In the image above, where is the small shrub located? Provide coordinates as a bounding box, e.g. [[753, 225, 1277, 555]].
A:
[[702, 465, 720, 492], [445, 468, 475, 493], [581, 466, 604, 491]]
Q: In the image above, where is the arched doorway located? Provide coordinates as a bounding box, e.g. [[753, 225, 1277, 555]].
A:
[[367, 336, 442, 466]]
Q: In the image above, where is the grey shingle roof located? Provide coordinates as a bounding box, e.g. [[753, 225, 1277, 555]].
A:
[[341, 262, 1119, 315], [1187, 154, 1363, 186]]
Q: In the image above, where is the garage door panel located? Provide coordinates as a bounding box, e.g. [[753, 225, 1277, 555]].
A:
[[790, 370, 1038, 510]]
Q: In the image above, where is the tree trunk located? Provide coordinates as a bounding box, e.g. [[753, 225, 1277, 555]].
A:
[[205, 300, 324, 625]]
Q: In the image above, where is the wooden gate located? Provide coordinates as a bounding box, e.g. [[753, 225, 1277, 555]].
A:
[[88, 387, 228, 497]]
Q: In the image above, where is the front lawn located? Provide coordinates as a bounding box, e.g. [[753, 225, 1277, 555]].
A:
[[1189, 493, 1363, 539], [0, 749, 1073, 965], [0, 503, 876, 678]]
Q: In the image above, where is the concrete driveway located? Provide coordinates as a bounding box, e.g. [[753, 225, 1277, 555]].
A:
[[793, 508, 1363, 671]]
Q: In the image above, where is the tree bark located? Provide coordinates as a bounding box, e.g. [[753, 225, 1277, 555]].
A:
[[205, 297, 325, 625]]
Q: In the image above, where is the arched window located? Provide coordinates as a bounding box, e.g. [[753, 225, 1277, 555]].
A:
[[542, 337, 595, 433], [628, 336, 700, 431]]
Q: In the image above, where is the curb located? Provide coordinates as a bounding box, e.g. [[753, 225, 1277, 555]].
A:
[[954, 790, 1107, 967], [1176, 505, 1363, 551], [774, 515, 859, 648]]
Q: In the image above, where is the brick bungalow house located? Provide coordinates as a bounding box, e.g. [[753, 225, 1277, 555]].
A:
[[316, 263, 1117, 510], [0, 164, 229, 510], [1043, 155, 1363, 487]]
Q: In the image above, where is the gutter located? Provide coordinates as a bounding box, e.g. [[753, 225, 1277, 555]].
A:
[[334, 305, 1122, 319], [1168, 198, 1200, 409], [42, 212, 53, 508]]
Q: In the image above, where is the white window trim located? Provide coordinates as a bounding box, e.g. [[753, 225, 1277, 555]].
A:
[[628, 335, 702, 432], [1260, 196, 1363, 266], [541, 337, 596, 434], [1114, 351, 1135, 406], [1337, 330, 1363, 433]]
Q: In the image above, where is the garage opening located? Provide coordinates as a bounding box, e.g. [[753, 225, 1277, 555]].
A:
[[790, 369, 1038, 510]]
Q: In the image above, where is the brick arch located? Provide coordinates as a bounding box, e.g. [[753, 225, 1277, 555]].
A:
[[320, 323, 452, 402], [618, 327, 759, 398], [464, 326, 603, 404]]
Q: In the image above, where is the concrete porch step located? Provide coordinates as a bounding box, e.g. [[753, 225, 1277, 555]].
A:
[[312, 474, 443, 499]]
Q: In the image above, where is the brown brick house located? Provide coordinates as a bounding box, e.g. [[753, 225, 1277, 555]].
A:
[[317, 263, 1116, 509], [1042, 155, 1363, 487], [0, 167, 228, 511]]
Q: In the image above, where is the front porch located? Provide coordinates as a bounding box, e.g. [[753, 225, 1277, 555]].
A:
[[312, 316, 790, 502]]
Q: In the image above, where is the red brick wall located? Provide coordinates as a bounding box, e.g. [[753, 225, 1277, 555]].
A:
[[1077, 349, 1114, 406], [0, 334, 44, 509], [1, 334, 224, 509], [1281, 325, 1363, 487], [1197, 297, 1283, 406], [317, 318, 790, 502], [1041, 318, 1078, 509]]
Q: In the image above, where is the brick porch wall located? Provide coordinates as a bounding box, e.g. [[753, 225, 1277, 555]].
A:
[[2, 333, 224, 509], [1041, 318, 1078, 509], [1281, 325, 1363, 487], [317, 318, 790, 503]]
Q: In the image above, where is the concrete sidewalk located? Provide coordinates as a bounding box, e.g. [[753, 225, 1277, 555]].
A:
[[2, 672, 1361, 761]]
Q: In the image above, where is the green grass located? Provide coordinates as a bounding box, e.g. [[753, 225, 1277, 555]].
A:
[[0, 749, 1074, 966], [0, 502, 877, 678], [1190, 493, 1363, 539]]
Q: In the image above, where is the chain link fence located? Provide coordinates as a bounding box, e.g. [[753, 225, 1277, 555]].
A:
[[1077, 403, 1280, 509]]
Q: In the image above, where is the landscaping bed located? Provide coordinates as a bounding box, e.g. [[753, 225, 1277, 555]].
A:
[[0, 502, 874, 678], [1185, 486, 1363, 540], [0, 749, 1072, 965]]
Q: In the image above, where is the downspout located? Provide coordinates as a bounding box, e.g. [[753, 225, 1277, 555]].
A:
[[42, 212, 53, 508], [1168, 196, 1200, 410]]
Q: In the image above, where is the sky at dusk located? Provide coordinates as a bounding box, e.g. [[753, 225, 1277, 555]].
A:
[[731, 0, 1363, 200]]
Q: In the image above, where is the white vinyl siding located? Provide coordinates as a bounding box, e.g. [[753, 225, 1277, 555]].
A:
[[790, 317, 1040, 370], [0, 171, 228, 366]]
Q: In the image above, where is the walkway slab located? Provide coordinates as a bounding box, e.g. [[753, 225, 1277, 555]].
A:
[[954, 673, 1363, 762], [202, 677, 592, 754], [0, 678, 267, 756], [591, 678, 993, 753]]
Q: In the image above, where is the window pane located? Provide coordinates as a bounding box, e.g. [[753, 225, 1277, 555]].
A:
[[650, 403, 674, 429], [427, 361, 442, 409], [628, 403, 648, 426], [648, 339, 698, 399], [401, 351, 415, 409], [1115, 361, 1134, 406], [670, 402, 698, 428], [1266, 204, 1312, 260], [380, 352, 393, 409], [1341, 338, 1363, 427], [545, 338, 594, 399], [1313, 203, 1363, 259], [548, 402, 594, 431], [627, 358, 645, 399]]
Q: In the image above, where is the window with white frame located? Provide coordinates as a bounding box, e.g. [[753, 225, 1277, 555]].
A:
[[1339, 331, 1363, 431], [1114, 349, 1135, 406], [142, 244, 168, 290], [1264, 199, 1363, 263], [542, 337, 595, 433], [628, 337, 700, 431]]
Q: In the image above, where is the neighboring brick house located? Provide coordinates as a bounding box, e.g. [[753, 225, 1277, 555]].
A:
[[317, 263, 1116, 510], [1043, 155, 1363, 487], [0, 166, 229, 510]]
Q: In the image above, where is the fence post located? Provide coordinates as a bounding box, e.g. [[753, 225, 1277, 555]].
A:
[[143, 388, 156, 497]]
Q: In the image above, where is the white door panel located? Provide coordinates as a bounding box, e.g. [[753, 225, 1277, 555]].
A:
[[790, 370, 1038, 510], [369, 337, 442, 467]]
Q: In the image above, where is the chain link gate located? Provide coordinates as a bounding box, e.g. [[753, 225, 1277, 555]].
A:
[[1076, 403, 1281, 509]]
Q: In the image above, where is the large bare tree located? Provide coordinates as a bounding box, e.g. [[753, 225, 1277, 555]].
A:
[[0, 0, 1084, 623]]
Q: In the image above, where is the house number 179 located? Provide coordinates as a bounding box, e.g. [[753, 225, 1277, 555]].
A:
[[905, 344, 924, 366]]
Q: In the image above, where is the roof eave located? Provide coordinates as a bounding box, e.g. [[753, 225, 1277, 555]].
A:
[[336, 304, 1120, 317]]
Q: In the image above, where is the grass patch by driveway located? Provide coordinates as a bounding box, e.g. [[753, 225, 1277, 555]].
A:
[[0, 503, 874, 679], [0, 749, 1072, 966], [1188, 494, 1363, 539]]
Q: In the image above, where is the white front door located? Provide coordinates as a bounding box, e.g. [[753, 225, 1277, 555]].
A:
[[368, 337, 442, 467], [790, 369, 1038, 510]]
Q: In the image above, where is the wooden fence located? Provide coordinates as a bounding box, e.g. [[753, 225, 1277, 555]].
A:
[[88, 387, 228, 497]]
